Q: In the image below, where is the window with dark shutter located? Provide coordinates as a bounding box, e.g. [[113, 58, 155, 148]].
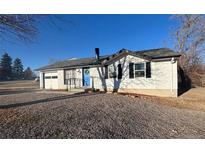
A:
[[104, 65, 108, 79], [146, 62, 151, 78], [135, 63, 145, 77], [118, 64, 122, 79], [129, 63, 134, 78]]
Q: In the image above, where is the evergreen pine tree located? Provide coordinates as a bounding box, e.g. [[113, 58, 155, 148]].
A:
[[13, 58, 24, 80], [0, 52, 12, 80], [24, 67, 34, 80]]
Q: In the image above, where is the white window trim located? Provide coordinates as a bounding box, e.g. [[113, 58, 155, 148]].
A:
[[134, 62, 146, 78]]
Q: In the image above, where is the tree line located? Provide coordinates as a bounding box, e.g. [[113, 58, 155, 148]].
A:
[[0, 52, 36, 81], [173, 15, 205, 87]]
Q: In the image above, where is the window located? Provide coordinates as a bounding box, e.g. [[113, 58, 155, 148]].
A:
[[45, 76, 51, 79], [52, 76, 58, 79], [134, 63, 145, 77], [108, 65, 117, 78], [64, 69, 76, 84]]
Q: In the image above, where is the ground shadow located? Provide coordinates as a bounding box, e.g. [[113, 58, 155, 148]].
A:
[[178, 66, 192, 96], [0, 92, 101, 109], [0, 89, 38, 96]]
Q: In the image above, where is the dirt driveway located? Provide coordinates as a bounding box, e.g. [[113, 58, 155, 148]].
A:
[[0, 90, 205, 138]]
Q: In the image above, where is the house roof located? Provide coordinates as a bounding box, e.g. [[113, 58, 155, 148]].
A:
[[36, 48, 180, 71], [36, 56, 109, 71], [134, 48, 181, 59]]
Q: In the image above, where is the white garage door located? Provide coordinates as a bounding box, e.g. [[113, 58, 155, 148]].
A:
[[44, 72, 58, 89]]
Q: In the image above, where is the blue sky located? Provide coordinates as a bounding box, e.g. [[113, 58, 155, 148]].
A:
[[0, 14, 177, 70]]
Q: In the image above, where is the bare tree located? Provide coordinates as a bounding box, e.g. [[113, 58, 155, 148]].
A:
[[172, 15, 205, 86], [97, 65, 108, 92], [0, 15, 40, 42], [0, 15, 71, 43]]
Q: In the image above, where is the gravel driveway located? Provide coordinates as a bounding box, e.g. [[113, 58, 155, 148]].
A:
[[0, 91, 205, 139]]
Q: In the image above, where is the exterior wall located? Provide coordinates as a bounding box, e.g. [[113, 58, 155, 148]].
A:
[[57, 70, 66, 89], [39, 72, 44, 89], [76, 68, 83, 87], [90, 55, 178, 97], [39, 68, 83, 90], [58, 68, 83, 90]]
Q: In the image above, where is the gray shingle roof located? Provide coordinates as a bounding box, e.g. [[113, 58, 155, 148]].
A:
[[36, 48, 180, 71], [134, 48, 181, 59], [36, 56, 109, 71]]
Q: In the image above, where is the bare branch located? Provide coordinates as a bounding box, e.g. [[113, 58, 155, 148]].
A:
[[172, 14, 205, 86], [0, 14, 72, 43]]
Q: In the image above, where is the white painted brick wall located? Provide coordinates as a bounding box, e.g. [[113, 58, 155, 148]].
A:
[[90, 55, 178, 91]]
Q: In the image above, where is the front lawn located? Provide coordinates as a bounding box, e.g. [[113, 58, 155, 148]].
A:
[[0, 91, 205, 139]]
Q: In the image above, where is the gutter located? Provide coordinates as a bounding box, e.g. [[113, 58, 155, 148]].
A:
[[35, 64, 102, 72], [151, 56, 180, 62]]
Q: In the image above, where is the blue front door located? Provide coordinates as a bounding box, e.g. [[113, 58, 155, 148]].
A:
[[83, 68, 90, 87]]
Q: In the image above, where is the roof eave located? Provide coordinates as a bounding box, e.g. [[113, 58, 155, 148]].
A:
[[35, 64, 102, 72], [151, 54, 181, 60], [103, 51, 152, 65], [151, 55, 181, 62]]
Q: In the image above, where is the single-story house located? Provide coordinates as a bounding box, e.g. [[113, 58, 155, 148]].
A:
[[36, 48, 181, 97]]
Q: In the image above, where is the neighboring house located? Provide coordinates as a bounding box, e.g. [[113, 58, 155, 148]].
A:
[[36, 48, 181, 97]]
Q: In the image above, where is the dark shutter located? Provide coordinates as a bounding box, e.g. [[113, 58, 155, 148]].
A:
[[104, 65, 108, 79], [64, 70, 66, 84], [118, 64, 122, 79], [129, 63, 134, 78], [146, 62, 151, 78]]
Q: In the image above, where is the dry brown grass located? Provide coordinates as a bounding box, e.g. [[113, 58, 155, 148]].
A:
[[149, 88, 205, 112], [0, 80, 39, 90], [118, 87, 205, 112]]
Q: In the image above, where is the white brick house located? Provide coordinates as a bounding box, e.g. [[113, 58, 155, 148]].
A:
[[36, 48, 181, 97]]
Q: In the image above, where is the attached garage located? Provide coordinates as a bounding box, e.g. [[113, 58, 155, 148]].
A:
[[44, 72, 58, 89]]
